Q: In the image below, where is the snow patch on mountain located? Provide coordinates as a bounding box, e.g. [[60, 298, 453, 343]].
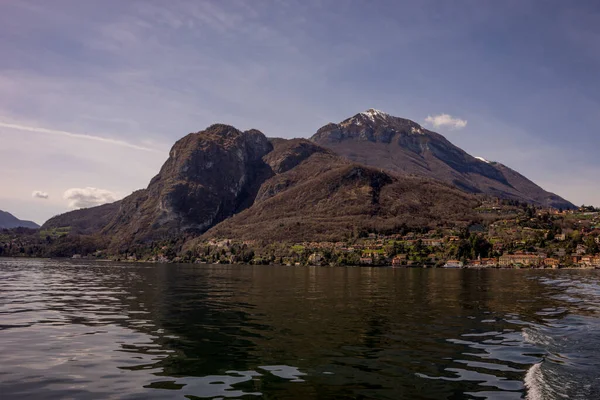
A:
[[359, 108, 389, 122]]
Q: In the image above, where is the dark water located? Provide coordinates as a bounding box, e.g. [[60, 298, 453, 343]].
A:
[[1, 259, 599, 399]]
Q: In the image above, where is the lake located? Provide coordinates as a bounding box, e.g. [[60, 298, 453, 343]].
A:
[[1, 258, 599, 399]]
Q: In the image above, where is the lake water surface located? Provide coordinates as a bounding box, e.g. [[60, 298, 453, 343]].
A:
[[1, 258, 599, 399]]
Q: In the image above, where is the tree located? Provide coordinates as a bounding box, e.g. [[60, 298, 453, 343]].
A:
[[585, 236, 599, 254]]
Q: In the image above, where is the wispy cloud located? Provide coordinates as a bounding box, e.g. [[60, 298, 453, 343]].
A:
[[425, 114, 468, 130], [0, 121, 160, 152], [32, 190, 49, 199], [63, 187, 118, 209]]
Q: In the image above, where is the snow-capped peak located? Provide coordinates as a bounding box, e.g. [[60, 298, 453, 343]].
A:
[[360, 108, 389, 121], [339, 109, 428, 135], [341, 108, 391, 126], [364, 108, 387, 116], [475, 156, 490, 164]]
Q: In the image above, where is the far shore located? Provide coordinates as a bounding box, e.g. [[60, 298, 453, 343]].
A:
[[2, 256, 599, 270]]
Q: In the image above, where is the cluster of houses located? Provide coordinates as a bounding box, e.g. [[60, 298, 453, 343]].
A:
[[385, 252, 600, 269], [267, 216, 600, 268], [147, 217, 600, 267], [299, 226, 600, 268], [298, 234, 458, 253]]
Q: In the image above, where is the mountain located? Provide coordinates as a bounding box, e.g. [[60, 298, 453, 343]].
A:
[[311, 109, 574, 209], [0, 210, 39, 229], [42, 110, 571, 249], [42, 124, 479, 247], [203, 138, 479, 243]]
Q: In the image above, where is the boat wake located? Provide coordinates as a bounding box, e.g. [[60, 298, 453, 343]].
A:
[[522, 275, 600, 400], [524, 362, 546, 400]]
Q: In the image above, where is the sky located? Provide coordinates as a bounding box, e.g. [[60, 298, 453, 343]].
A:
[[1, 0, 599, 225]]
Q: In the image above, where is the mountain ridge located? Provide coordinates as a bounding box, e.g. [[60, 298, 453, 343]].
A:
[[310, 109, 573, 209], [40, 110, 573, 249], [0, 210, 40, 229]]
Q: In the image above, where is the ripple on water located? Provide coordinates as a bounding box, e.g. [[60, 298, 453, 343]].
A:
[[521, 275, 600, 400], [416, 322, 541, 398], [2, 259, 600, 399]]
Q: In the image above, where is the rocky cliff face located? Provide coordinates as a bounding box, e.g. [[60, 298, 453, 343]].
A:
[[311, 109, 574, 209], [98, 124, 274, 247]]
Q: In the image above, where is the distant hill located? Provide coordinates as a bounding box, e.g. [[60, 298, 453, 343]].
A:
[[42, 202, 120, 235], [0, 210, 39, 229], [311, 109, 574, 209]]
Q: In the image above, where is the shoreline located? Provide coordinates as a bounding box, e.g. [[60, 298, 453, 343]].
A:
[[1, 255, 599, 270]]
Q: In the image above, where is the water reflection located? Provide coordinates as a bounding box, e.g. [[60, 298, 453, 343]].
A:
[[1, 259, 599, 399]]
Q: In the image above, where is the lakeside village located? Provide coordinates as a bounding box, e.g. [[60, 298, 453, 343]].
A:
[[168, 202, 600, 269], [2, 201, 600, 269]]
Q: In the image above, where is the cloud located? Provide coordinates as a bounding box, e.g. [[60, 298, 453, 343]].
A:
[[31, 190, 49, 199], [0, 121, 160, 152], [63, 187, 118, 209], [424, 114, 467, 130]]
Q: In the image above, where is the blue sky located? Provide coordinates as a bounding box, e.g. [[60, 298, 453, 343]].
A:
[[1, 0, 599, 224]]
